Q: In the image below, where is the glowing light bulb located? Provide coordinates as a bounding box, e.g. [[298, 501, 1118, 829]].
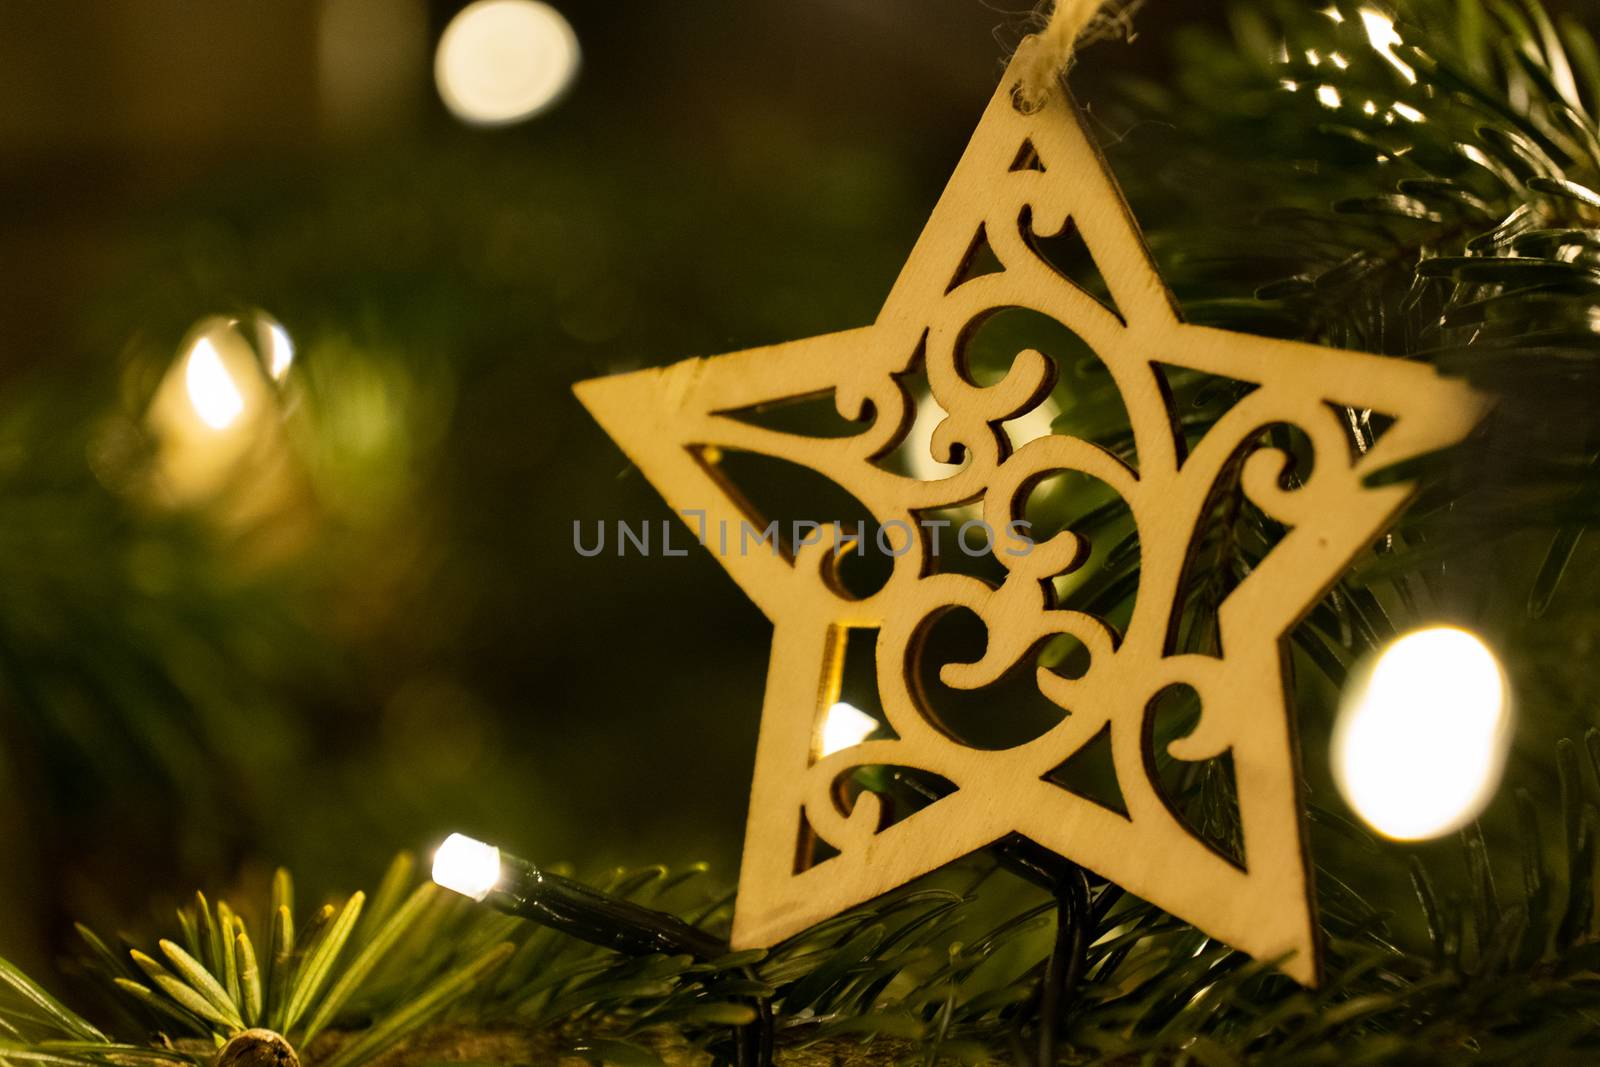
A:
[[185, 337, 246, 430], [432, 833, 502, 901], [1360, 8, 1417, 84], [820, 702, 877, 757], [435, 0, 579, 127], [266, 321, 295, 380], [1333, 626, 1511, 841]]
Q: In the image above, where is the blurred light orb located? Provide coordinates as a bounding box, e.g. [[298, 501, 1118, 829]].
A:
[[1333, 626, 1511, 841], [267, 320, 295, 380], [432, 833, 502, 900], [435, 0, 578, 126], [820, 701, 877, 758], [185, 337, 247, 431]]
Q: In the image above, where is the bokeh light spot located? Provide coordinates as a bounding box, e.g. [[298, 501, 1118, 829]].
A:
[[1333, 626, 1511, 841], [185, 336, 246, 431], [435, 0, 579, 127], [820, 701, 877, 758]]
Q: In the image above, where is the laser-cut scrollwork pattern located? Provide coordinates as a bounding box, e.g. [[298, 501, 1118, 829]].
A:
[[576, 40, 1488, 986]]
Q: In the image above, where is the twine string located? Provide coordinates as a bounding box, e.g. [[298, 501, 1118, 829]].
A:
[[1013, 0, 1135, 110]]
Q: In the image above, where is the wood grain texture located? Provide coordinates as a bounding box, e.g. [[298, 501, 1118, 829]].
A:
[[574, 40, 1490, 986]]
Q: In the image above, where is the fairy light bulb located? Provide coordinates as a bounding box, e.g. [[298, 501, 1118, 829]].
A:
[[1333, 626, 1511, 841], [147, 312, 299, 509], [185, 337, 247, 431], [430, 834, 727, 958], [432, 833, 502, 901], [266, 321, 295, 380], [435, 0, 579, 127], [820, 701, 877, 757]]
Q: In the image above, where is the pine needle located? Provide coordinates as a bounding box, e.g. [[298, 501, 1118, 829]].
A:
[[353, 852, 415, 949], [267, 904, 294, 1032], [156, 941, 240, 1028], [301, 885, 437, 1047], [235, 928, 263, 1028], [111, 978, 206, 1033], [282, 893, 365, 1036], [216, 905, 241, 1013], [0, 960, 106, 1043], [128, 953, 239, 1032], [195, 893, 223, 979], [317, 943, 514, 1067]]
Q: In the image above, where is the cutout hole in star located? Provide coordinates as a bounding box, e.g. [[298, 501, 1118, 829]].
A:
[[1023, 470, 1139, 631], [793, 627, 957, 873], [1165, 422, 1314, 659], [1019, 208, 1122, 322], [912, 504, 1010, 586], [1042, 720, 1129, 819], [1322, 401, 1396, 463], [911, 608, 1068, 751], [1010, 138, 1046, 172], [1154, 364, 1260, 466], [1143, 684, 1245, 870], [947, 224, 1006, 292], [961, 308, 1138, 470], [1038, 632, 1092, 682], [691, 448, 891, 599], [715, 389, 875, 439], [877, 373, 975, 481]]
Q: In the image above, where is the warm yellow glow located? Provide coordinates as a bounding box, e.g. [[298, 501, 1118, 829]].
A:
[[820, 701, 877, 757], [266, 321, 295, 380], [1333, 627, 1510, 841], [1360, 8, 1418, 84], [1306, 49, 1322, 66], [1003, 397, 1062, 450], [1330, 51, 1350, 70], [432, 833, 502, 900], [906, 393, 1061, 482], [1363, 99, 1379, 116], [435, 0, 579, 126], [1316, 84, 1343, 109], [905, 395, 965, 481], [1322, 4, 1346, 23], [1281, 78, 1301, 92], [185, 337, 247, 430], [1391, 101, 1426, 123]]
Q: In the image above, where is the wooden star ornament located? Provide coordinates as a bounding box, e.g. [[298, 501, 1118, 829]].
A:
[[574, 41, 1489, 985]]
